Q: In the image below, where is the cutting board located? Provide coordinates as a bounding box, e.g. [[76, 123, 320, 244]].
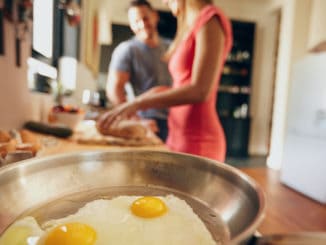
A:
[[72, 121, 163, 146]]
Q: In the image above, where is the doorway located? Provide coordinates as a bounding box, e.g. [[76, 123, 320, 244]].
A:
[[248, 9, 281, 157]]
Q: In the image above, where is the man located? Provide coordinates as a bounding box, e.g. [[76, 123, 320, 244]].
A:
[[106, 0, 172, 141]]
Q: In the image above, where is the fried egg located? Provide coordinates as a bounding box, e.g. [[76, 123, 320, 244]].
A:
[[0, 216, 43, 245], [0, 195, 217, 245]]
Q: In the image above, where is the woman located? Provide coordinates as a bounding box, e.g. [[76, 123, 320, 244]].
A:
[[98, 0, 233, 162]]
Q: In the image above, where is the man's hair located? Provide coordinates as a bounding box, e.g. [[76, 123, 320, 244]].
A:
[[128, 0, 153, 10]]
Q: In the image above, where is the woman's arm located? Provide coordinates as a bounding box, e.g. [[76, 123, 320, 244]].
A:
[[138, 85, 171, 97], [134, 17, 225, 110]]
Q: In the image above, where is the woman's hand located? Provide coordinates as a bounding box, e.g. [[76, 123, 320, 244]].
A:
[[97, 101, 139, 130], [98, 84, 172, 132]]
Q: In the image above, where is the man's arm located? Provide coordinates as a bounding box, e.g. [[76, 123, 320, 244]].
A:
[[106, 41, 132, 105], [106, 70, 130, 105]]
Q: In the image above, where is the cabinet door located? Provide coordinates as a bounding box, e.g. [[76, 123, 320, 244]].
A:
[[217, 20, 255, 157]]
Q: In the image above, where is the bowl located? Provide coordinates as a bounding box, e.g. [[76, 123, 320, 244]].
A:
[[0, 150, 265, 244], [49, 105, 85, 129], [51, 111, 85, 129]]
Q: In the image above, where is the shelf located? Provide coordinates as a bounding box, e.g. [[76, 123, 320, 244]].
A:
[[218, 19, 255, 158], [226, 50, 252, 64], [218, 85, 251, 95], [222, 66, 249, 76]]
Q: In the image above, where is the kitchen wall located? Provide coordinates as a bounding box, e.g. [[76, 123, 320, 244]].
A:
[[0, 20, 40, 130], [0, 19, 95, 130], [308, 0, 326, 48]]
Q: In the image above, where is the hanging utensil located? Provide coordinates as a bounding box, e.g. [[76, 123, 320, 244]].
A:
[[59, 0, 81, 27], [0, 3, 4, 55]]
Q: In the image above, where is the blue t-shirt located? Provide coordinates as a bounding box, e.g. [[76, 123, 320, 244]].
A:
[[109, 37, 172, 119]]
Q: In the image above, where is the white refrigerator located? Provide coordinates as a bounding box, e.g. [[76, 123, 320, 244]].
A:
[[281, 53, 326, 204]]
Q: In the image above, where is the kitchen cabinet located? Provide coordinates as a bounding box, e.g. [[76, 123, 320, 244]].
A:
[[217, 20, 255, 157]]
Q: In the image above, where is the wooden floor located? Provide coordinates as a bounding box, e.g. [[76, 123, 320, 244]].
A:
[[226, 155, 267, 168], [240, 167, 326, 235]]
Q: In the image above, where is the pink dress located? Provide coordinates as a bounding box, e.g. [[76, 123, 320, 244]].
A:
[[166, 5, 233, 162]]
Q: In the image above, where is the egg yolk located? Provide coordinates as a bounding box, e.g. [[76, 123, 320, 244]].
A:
[[44, 223, 96, 245], [131, 196, 167, 218]]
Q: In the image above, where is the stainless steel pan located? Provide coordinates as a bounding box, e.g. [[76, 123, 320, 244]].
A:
[[0, 150, 265, 244]]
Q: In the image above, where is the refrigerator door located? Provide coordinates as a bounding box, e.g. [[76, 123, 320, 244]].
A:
[[281, 53, 326, 204], [281, 132, 326, 203]]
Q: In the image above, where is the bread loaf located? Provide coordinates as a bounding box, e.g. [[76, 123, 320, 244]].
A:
[[97, 120, 148, 139], [0, 130, 11, 143], [19, 129, 41, 153]]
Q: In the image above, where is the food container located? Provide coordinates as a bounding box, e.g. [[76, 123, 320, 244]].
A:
[[49, 105, 85, 129], [50, 111, 85, 129]]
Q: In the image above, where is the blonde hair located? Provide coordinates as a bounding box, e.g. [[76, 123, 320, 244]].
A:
[[164, 0, 213, 60]]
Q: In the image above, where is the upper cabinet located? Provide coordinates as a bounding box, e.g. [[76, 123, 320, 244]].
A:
[[32, 0, 81, 67]]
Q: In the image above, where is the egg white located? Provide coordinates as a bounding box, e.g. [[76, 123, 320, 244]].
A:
[[0, 195, 217, 245], [0, 216, 44, 245]]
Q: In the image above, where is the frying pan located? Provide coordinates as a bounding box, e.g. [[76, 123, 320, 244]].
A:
[[0, 150, 265, 244]]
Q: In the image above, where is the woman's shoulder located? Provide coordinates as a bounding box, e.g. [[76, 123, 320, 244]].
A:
[[192, 5, 232, 48], [199, 5, 228, 18], [194, 5, 230, 29]]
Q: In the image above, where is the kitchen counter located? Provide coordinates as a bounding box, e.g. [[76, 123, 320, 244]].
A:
[[36, 134, 167, 157], [30, 133, 326, 235]]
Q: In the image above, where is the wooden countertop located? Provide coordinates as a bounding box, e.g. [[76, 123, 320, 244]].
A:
[[32, 133, 326, 235]]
